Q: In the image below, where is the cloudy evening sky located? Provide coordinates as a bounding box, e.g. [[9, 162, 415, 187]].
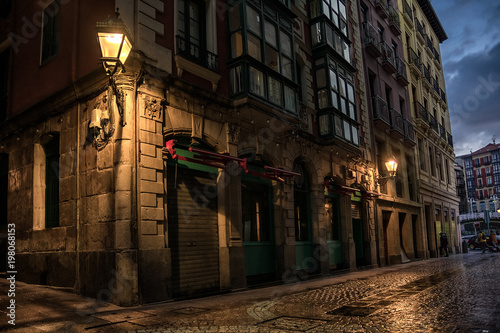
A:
[[431, 1, 500, 157]]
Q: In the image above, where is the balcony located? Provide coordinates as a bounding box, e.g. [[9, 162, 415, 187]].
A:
[[404, 120, 416, 147], [429, 113, 438, 133], [363, 22, 382, 58], [374, 0, 388, 19], [176, 35, 218, 73], [447, 132, 453, 147], [422, 64, 431, 90], [372, 95, 391, 130], [408, 48, 421, 77], [439, 123, 446, 141], [389, 108, 405, 139], [432, 77, 440, 97], [425, 35, 434, 57], [403, 0, 413, 26], [415, 102, 429, 130], [388, 5, 401, 36], [440, 88, 447, 103], [415, 18, 425, 44], [433, 47, 441, 68], [381, 41, 397, 74], [395, 57, 408, 86]]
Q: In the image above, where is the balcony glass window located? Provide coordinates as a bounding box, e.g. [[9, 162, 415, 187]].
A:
[[315, 56, 358, 145], [228, 1, 297, 113]]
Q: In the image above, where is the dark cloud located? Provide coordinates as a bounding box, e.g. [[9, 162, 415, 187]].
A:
[[433, 1, 500, 155], [445, 42, 500, 155]]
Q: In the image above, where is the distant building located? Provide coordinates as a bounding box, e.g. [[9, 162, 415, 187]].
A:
[[457, 141, 500, 235]]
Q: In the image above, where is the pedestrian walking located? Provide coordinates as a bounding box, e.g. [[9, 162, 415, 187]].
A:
[[439, 231, 449, 257], [478, 230, 487, 253]]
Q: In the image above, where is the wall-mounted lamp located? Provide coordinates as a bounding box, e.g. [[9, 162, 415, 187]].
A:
[[95, 8, 132, 128], [375, 156, 398, 186]]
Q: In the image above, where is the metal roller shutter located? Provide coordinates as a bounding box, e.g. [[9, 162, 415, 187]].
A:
[[167, 166, 219, 297]]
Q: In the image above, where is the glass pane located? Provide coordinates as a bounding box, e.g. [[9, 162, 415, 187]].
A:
[[322, 0, 330, 18], [266, 45, 279, 71], [339, 1, 346, 19], [318, 89, 328, 109], [247, 33, 262, 61], [319, 114, 330, 135], [316, 68, 326, 88], [340, 98, 347, 114], [334, 115, 342, 135], [281, 56, 293, 80], [285, 86, 296, 112], [339, 77, 346, 96], [231, 32, 243, 58], [343, 41, 350, 62], [352, 126, 359, 145], [340, 18, 348, 36], [268, 77, 282, 105], [229, 5, 241, 31], [230, 66, 242, 95], [331, 91, 338, 109], [330, 69, 338, 91], [249, 67, 265, 96], [334, 33, 342, 55], [247, 5, 261, 36], [265, 20, 277, 47], [349, 102, 356, 120], [343, 120, 351, 141], [347, 83, 354, 102], [280, 31, 292, 57], [326, 25, 333, 48]]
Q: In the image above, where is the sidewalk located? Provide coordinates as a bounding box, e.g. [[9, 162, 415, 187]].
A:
[[0, 253, 479, 332]]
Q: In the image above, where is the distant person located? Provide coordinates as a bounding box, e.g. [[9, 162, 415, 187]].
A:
[[439, 231, 449, 257], [477, 230, 487, 253]]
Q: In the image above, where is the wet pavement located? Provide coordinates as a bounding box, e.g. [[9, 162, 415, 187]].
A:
[[1, 251, 500, 332]]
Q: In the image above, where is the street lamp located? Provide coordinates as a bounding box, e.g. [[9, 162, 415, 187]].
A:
[[375, 156, 398, 186], [92, 8, 133, 149], [96, 8, 132, 76]]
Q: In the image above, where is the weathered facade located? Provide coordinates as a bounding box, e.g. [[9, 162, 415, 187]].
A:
[[397, 0, 460, 256], [0, 0, 459, 305]]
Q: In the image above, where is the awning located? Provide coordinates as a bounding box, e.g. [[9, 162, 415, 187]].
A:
[[324, 180, 358, 197], [164, 139, 298, 182]]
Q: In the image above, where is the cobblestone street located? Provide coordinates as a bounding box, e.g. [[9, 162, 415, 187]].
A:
[[2, 251, 500, 332]]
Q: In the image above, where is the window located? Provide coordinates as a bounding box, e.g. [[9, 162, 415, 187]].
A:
[[477, 169, 482, 177], [475, 158, 480, 167], [41, 1, 60, 64], [487, 177, 492, 187], [34, 134, 60, 229], [492, 152, 500, 163], [478, 179, 483, 188], [315, 56, 358, 145], [242, 181, 272, 242], [484, 156, 490, 165], [228, 1, 297, 112], [429, 146, 435, 176]]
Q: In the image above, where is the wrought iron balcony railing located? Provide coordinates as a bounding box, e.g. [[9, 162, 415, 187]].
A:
[[176, 35, 218, 72], [390, 108, 405, 136], [425, 34, 433, 51], [363, 21, 382, 56], [417, 102, 428, 121], [415, 18, 424, 39], [447, 132, 453, 147], [439, 124, 446, 140], [422, 64, 431, 83], [440, 89, 447, 103], [403, 0, 413, 21], [381, 41, 397, 72], [432, 77, 440, 94], [372, 95, 390, 124], [429, 113, 438, 133]]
